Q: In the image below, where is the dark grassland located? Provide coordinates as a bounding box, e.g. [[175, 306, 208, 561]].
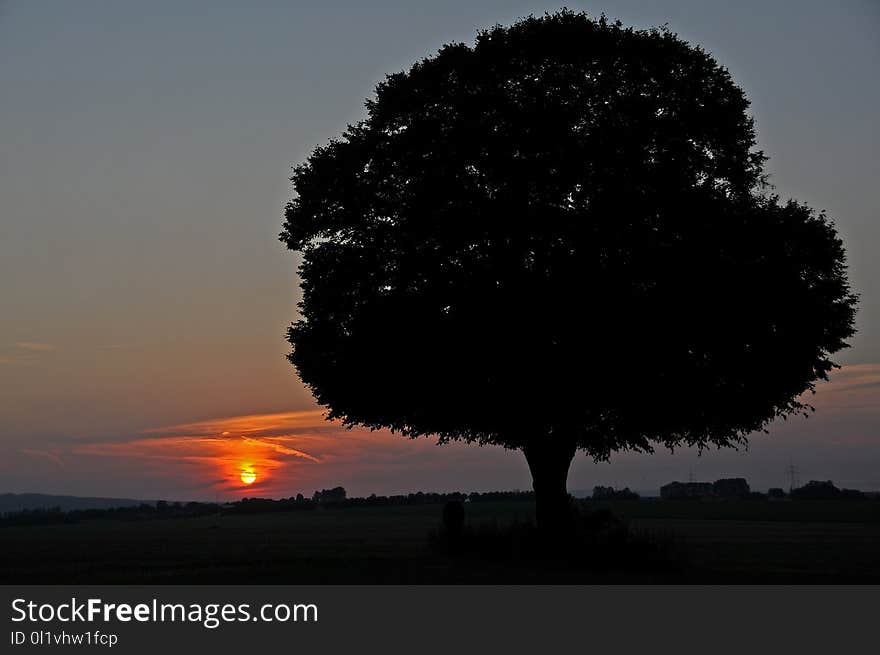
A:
[[2, 500, 879, 583]]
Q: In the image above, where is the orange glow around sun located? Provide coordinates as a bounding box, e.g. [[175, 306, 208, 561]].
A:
[[67, 409, 409, 497]]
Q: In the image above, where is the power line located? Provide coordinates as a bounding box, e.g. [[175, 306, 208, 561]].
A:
[[788, 461, 799, 491]]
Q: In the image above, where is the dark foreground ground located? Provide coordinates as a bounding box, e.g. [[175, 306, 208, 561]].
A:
[[2, 500, 879, 583]]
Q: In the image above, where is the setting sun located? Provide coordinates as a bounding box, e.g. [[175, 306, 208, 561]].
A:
[[240, 469, 257, 485]]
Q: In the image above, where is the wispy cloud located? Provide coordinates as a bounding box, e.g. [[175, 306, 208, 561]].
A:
[[19, 448, 65, 467], [14, 341, 55, 352], [71, 410, 378, 495], [240, 436, 320, 462], [61, 405, 485, 497], [141, 409, 333, 439], [807, 363, 880, 410]]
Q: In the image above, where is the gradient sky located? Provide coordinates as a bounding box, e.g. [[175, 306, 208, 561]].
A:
[[1, 1, 878, 500]]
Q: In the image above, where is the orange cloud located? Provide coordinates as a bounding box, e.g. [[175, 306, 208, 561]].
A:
[[801, 363, 880, 411], [71, 409, 431, 497]]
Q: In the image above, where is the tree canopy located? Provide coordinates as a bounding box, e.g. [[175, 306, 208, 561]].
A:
[[281, 12, 856, 493]]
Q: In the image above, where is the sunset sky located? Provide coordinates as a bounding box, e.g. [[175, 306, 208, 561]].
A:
[[1, 1, 878, 500]]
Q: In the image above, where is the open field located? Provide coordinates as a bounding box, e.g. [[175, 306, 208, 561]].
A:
[[2, 500, 879, 583]]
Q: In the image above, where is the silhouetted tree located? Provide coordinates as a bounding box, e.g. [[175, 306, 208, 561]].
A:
[[592, 486, 639, 501], [281, 12, 857, 540], [790, 480, 864, 500], [312, 486, 347, 504]]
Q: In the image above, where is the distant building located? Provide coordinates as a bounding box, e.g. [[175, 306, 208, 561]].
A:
[[712, 478, 750, 499], [660, 478, 750, 500], [660, 481, 713, 500]]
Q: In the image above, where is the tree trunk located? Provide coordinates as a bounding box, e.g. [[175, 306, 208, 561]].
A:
[[523, 439, 577, 544]]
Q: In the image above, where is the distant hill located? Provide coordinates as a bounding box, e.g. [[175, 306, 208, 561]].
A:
[[0, 493, 156, 513]]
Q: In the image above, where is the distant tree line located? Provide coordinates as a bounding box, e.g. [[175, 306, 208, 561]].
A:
[[0, 489, 537, 525], [788, 480, 866, 500], [228, 489, 536, 514], [1, 481, 871, 527], [0, 501, 221, 526]]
